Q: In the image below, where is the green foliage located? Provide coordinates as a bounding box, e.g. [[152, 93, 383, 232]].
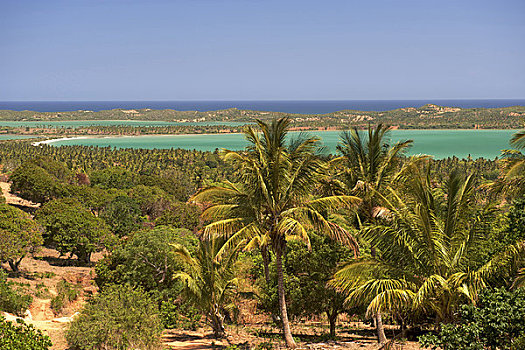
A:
[[36, 198, 114, 263], [90, 167, 195, 201], [95, 226, 200, 334], [193, 118, 359, 347], [50, 279, 80, 314], [173, 236, 240, 338], [0, 142, 232, 191], [95, 226, 197, 295], [0, 316, 52, 350], [506, 197, 525, 245], [159, 298, 201, 330], [419, 322, 484, 350], [0, 270, 32, 316], [128, 185, 173, 218], [66, 185, 116, 213], [90, 167, 137, 190], [155, 201, 201, 230], [0, 203, 43, 271], [100, 195, 143, 237], [419, 288, 525, 350], [29, 156, 73, 182], [259, 233, 351, 335], [10, 162, 66, 203], [66, 284, 163, 350], [139, 169, 194, 201], [333, 167, 523, 326]]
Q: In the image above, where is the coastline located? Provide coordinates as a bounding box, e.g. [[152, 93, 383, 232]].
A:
[[32, 136, 91, 146]]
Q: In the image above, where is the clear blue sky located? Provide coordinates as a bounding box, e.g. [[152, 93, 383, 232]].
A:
[[1, 0, 524, 101]]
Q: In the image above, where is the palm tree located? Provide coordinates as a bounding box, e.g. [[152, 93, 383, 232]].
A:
[[192, 118, 359, 348], [331, 124, 425, 343], [172, 236, 241, 338], [512, 268, 525, 289], [332, 166, 525, 335], [497, 129, 525, 196]]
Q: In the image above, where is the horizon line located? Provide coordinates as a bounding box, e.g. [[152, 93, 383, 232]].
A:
[[2, 98, 525, 103]]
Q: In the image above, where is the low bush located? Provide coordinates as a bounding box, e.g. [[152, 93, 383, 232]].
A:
[[419, 288, 525, 350], [66, 284, 163, 350], [0, 316, 52, 350], [50, 279, 80, 314], [160, 298, 201, 330], [0, 270, 32, 316]]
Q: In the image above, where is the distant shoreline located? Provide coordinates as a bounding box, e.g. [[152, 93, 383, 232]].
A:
[[0, 102, 519, 134]]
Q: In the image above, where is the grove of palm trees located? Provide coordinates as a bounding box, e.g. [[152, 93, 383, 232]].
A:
[[0, 118, 524, 349]]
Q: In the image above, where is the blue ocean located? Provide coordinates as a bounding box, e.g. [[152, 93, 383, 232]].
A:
[[0, 100, 524, 114]]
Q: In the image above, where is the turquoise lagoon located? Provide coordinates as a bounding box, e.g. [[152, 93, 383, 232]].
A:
[[45, 129, 517, 159]]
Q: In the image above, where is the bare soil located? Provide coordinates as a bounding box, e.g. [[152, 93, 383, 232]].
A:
[[4, 249, 422, 350]]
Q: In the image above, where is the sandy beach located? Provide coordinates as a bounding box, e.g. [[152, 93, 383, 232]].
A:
[[32, 136, 92, 146]]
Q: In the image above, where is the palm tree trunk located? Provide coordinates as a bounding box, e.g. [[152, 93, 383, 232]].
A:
[[262, 245, 282, 326], [275, 248, 296, 348], [375, 312, 387, 344], [369, 236, 387, 344], [209, 311, 225, 338]]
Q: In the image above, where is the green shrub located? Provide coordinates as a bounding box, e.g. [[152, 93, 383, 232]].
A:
[[50, 280, 80, 314], [155, 201, 201, 230], [0, 203, 43, 272], [419, 288, 525, 350], [160, 299, 201, 330], [0, 316, 52, 350], [100, 195, 143, 237], [66, 284, 163, 350], [94, 226, 197, 295], [35, 198, 114, 264], [0, 270, 32, 316], [419, 322, 484, 350]]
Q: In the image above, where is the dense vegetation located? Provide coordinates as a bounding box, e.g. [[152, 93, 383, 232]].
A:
[[0, 117, 523, 349]]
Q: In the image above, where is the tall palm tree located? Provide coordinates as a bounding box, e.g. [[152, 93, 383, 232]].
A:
[[192, 118, 359, 348], [172, 236, 241, 338], [331, 124, 425, 343], [496, 129, 525, 196], [332, 166, 524, 334]]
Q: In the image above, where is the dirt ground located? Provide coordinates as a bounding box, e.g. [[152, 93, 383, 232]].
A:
[[2, 247, 100, 349], [3, 249, 423, 350], [163, 323, 423, 350]]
